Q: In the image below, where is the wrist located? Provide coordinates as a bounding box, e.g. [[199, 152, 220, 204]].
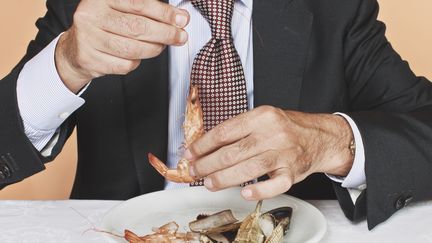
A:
[[320, 114, 355, 176], [55, 30, 91, 93], [308, 113, 354, 176]]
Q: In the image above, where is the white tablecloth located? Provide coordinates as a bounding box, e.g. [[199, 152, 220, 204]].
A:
[[0, 199, 431, 243]]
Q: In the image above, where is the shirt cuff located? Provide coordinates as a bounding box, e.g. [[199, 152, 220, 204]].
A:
[[17, 34, 85, 150], [327, 113, 367, 190]]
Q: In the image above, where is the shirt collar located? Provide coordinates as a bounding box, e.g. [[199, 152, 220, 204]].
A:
[[170, 0, 253, 10]]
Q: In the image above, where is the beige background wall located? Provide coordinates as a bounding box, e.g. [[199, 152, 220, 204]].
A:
[[0, 0, 431, 200]]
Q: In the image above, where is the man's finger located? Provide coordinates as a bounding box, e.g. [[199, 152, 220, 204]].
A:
[[240, 168, 293, 200], [191, 135, 267, 178], [101, 10, 188, 46], [94, 49, 141, 75], [75, 40, 141, 77], [185, 111, 254, 160], [91, 28, 165, 60], [108, 0, 189, 28], [202, 150, 280, 191]]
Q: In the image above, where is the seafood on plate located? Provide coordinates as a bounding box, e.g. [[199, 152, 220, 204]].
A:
[[124, 221, 209, 243], [234, 201, 292, 243], [148, 84, 204, 183], [124, 200, 293, 243]]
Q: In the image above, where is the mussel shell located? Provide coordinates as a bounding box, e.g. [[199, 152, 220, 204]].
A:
[[262, 207, 293, 234], [263, 207, 292, 223], [220, 229, 239, 242]]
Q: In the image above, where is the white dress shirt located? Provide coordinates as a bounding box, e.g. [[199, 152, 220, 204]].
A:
[[16, 0, 366, 196]]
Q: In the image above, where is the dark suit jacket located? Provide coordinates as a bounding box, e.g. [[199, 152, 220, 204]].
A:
[[1, 0, 431, 229]]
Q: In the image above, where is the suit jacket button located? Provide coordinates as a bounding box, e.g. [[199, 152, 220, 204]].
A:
[[0, 164, 11, 178], [404, 196, 413, 207], [395, 196, 405, 210]]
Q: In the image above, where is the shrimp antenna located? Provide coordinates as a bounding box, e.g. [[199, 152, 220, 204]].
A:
[[69, 207, 124, 238]]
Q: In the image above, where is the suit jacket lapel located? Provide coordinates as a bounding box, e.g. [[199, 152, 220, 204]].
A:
[[123, 50, 169, 194], [252, 0, 313, 109]]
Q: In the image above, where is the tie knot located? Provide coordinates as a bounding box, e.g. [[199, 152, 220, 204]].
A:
[[191, 0, 234, 40]]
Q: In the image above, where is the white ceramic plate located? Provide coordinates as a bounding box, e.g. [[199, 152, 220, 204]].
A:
[[101, 187, 326, 243]]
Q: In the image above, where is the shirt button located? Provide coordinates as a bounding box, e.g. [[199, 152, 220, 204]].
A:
[[59, 112, 70, 119]]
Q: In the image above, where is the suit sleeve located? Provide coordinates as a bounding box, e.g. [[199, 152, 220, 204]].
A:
[[339, 0, 432, 229], [0, 0, 77, 188]]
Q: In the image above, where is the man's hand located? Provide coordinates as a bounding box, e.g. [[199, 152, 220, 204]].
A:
[[184, 106, 354, 200], [55, 0, 190, 93]]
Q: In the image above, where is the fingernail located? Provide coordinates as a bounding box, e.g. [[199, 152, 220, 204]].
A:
[[204, 178, 214, 189], [175, 13, 188, 28], [241, 189, 253, 199], [188, 165, 196, 178], [183, 149, 193, 160], [178, 31, 188, 44]]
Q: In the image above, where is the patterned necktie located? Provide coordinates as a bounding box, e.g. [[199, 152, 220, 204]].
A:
[[190, 0, 248, 132], [189, 0, 249, 186]]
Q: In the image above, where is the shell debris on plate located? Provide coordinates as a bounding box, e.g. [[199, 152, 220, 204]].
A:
[[121, 200, 293, 243], [100, 187, 327, 243]]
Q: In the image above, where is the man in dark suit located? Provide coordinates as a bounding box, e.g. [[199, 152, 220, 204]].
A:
[[0, 0, 431, 230]]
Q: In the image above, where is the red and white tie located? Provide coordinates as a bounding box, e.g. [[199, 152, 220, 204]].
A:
[[190, 0, 249, 186], [190, 0, 248, 132]]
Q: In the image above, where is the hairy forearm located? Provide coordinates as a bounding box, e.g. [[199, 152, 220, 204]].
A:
[[284, 111, 354, 176]]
